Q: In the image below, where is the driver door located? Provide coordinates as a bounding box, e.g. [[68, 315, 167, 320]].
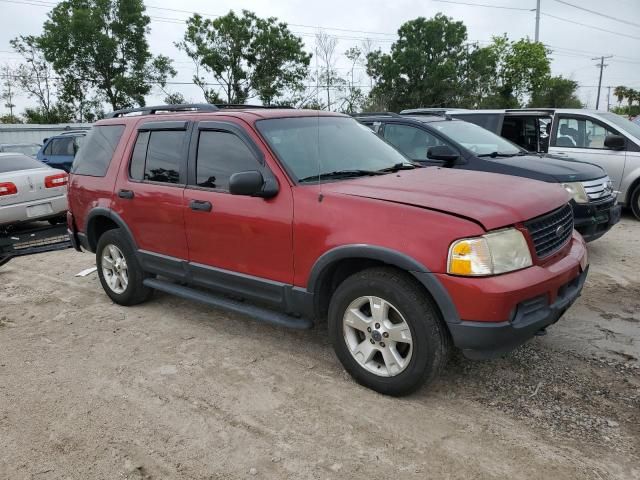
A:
[[183, 120, 294, 286]]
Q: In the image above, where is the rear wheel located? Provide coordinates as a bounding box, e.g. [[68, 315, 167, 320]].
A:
[[328, 267, 450, 396], [96, 229, 151, 306], [630, 185, 640, 220]]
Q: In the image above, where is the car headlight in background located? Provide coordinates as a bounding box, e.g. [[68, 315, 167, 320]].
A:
[[561, 182, 589, 204], [448, 228, 533, 276]]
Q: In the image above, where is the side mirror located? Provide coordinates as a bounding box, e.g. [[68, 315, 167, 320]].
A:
[[229, 170, 278, 198], [427, 145, 459, 164], [604, 134, 625, 150]]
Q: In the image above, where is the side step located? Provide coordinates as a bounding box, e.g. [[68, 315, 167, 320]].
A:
[[143, 278, 313, 330]]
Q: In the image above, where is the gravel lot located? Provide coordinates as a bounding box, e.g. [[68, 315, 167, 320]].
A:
[[1, 214, 639, 479]]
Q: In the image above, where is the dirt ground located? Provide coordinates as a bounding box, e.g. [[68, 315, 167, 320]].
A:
[[1, 214, 639, 480]]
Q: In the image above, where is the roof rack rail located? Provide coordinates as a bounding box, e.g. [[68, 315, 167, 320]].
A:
[[214, 104, 294, 109], [351, 112, 402, 118], [106, 103, 219, 118]]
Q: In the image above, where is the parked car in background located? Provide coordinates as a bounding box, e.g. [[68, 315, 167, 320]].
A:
[[67, 103, 588, 396], [357, 113, 620, 242], [36, 130, 87, 172], [0, 153, 68, 228], [434, 108, 640, 220], [0, 143, 41, 157]]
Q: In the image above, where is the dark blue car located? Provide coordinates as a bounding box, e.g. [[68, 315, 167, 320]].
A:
[[36, 131, 87, 172]]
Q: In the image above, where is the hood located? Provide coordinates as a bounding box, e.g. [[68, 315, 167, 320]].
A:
[[324, 167, 570, 231], [480, 154, 606, 183]]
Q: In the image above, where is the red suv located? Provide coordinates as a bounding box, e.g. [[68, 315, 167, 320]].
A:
[[67, 104, 589, 396]]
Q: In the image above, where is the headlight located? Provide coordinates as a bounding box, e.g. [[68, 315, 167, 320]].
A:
[[562, 182, 589, 204], [448, 228, 533, 276]]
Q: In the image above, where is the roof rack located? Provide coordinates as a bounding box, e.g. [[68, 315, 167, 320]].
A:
[[106, 103, 219, 118], [105, 103, 296, 118], [351, 112, 402, 118], [215, 104, 294, 109]]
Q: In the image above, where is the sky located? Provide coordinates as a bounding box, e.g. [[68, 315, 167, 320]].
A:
[[1, 0, 639, 114]]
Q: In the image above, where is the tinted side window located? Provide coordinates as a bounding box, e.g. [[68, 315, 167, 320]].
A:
[[43, 141, 53, 155], [129, 131, 149, 181], [452, 114, 502, 134], [72, 125, 125, 176], [196, 131, 260, 191], [144, 131, 184, 184], [50, 137, 74, 155], [383, 124, 445, 160]]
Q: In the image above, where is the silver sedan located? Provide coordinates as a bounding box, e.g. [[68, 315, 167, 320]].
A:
[[0, 153, 68, 228]]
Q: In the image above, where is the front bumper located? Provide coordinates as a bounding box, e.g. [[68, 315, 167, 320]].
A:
[[573, 197, 621, 242], [437, 233, 588, 359], [448, 266, 587, 359]]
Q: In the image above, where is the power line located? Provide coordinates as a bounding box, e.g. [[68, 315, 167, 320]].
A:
[[432, 0, 533, 11], [541, 12, 640, 41], [552, 0, 640, 29]]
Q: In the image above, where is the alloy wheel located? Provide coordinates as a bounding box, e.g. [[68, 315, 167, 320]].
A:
[[342, 296, 413, 377], [101, 244, 129, 294]]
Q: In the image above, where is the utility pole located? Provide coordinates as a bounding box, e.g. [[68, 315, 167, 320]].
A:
[[593, 55, 613, 110], [607, 86, 611, 112], [535, 0, 541, 42]]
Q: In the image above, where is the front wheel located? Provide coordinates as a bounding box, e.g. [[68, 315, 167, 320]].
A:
[[328, 267, 450, 396]]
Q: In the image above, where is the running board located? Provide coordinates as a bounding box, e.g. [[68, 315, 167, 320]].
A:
[[143, 278, 313, 330]]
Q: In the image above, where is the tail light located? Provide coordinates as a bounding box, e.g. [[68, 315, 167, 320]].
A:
[[0, 182, 17, 196], [45, 173, 68, 188]]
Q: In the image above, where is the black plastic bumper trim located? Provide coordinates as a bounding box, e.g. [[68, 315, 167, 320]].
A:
[[448, 266, 588, 359]]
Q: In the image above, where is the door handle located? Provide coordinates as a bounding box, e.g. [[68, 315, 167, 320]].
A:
[[118, 189, 134, 199], [189, 199, 212, 212]]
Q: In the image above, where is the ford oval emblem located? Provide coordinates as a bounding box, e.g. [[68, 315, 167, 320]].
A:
[[555, 225, 564, 237]]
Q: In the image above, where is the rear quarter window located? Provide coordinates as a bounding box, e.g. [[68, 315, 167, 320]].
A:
[[71, 125, 125, 177]]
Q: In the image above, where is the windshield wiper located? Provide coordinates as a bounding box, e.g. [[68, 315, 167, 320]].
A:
[[477, 151, 520, 158], [298, 169, 385, 183], [377, 162, 417, 172]]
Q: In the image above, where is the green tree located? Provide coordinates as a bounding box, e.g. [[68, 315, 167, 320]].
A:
[[38, 0, 176, 111], [163, 91, 187, 104], [613, 85, 628, 106], [1, 64, 18, 120], [480, 36, 550, 108], [529, 76, 582, 108], [177, 10, 311, 105], [339, 47, 365, 114], [366, 14, 470, 111]]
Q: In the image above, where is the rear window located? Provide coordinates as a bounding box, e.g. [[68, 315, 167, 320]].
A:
[[0, 155, 46, 173], [71, 125, 125, 176]]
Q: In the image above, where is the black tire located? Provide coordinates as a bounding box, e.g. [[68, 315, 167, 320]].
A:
[[328, 267, 450, 396], [630, 184, 640, 220], [48, 215, 65, 225], [96, 228, 152, 306]]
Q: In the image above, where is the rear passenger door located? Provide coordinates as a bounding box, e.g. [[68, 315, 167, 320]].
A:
[[112, 121, 190, 264], [183, 120, 294, 287]]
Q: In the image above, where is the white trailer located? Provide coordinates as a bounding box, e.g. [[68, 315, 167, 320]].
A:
[[0, 123, 92, 145]]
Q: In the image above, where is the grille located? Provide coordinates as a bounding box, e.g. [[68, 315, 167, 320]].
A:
[[524, 204, 574, 259], [582, 176, 613, 201]]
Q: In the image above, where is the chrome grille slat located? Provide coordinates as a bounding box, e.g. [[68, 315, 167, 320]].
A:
[[524, 204, 574, 259], [581, 176, 613, 201]]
